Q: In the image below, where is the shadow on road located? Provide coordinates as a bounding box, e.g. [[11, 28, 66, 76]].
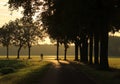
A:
[[40, 60, 96, 84]]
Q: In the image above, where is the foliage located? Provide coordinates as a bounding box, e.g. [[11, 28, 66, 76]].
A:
[[16, 62, 51, 84], [8, 0, 43, 16], [0, 21, 16, 47], [69, 58, 120, 84], [0, 59, 51, 84], [0, 60, 26, 69], [0, 59, 27, 75], [0, 21, 18, 58], [0, 17, 45, 58], [40, 0, 120, 68], [0, 67, 15, 75], [12, 18, 44, 47], [7, 0, 120, 69], [12, 19, 26, 47]]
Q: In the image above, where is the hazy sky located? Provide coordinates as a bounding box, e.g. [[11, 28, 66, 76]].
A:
[[0, 0, 23, 27]]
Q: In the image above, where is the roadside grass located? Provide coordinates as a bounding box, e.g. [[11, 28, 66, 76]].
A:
[[0, 56, 120, 84], [0, 56, 52, 84], [69, 57, 120, 84]]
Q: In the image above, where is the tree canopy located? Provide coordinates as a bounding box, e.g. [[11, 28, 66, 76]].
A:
[[7, 0, 120, 69]]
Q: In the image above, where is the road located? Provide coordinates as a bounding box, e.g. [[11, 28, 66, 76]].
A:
[[39, 60, 96, 84]]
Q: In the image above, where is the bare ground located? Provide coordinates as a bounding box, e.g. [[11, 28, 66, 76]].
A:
[[39, 60, 96, 84]]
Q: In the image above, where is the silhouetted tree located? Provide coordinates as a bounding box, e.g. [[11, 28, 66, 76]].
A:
[[41, 0, 64, 60], [0, 21, 15, 58], [8, 0, 43, 17], [60, 36, 70, 60], [8, 0, 120, 70], [23, 20, 44, 59], [10, 19, 26, 59], [88, 33, 93, 64], [8, 0, 44, 59]]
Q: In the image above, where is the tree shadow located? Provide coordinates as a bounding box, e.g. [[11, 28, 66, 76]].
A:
[[57, 60, 97, 84], [58, 60, 120, 82]]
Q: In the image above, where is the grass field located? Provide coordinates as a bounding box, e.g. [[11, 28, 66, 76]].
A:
[[0, 55, 120, 84], [0, 56, 52, 84], [0, 55, 120, 69], [109, 57, 120, 69], [70, 57, 120, 84]]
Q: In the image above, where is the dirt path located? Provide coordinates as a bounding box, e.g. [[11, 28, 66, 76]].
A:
[[39, 60, 96, 84]]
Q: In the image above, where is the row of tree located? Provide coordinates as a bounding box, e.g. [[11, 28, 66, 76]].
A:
[[7, 0, 120, 69], [40, 0, 120, 69], [0, 18, 44, 59]]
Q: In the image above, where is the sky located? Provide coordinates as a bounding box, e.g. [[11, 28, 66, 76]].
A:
[[0, 0, 23, 27]]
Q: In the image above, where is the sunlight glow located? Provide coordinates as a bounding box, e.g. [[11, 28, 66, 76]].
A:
[[38, 37, 52, 45], [0, 0, 23, 27], [109, 32, 120, 37]]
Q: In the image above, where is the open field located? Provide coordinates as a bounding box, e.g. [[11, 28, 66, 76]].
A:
[[0, 55, 120, 68], [0, 56, 120, 84], [0, 55, 120, 64], [68, 57, 120, 84], [109, 57, 120, 69], [0, 56, 52, 84]]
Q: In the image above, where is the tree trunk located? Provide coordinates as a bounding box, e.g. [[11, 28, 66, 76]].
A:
[[6, 45, 9, 59], [79, 34, 88, 63], [89, 34, 93, 64], [100, 29, 109, 69], [75, 41, 79, 61], [56, 39, 59, 60], [64, 47, 67, 60], [94, 34, 99, 64], [28, 45, 31, 59], [17, 46, 22, 59], [79, 43, 83, 62], [82, 37, 88, 63], [96, 0, 109, 69]]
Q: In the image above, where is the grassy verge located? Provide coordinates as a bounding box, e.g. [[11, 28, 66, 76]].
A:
[[0, 59, 52, 84], [70, 59, 120, 84], [16, 61, 51, 84]]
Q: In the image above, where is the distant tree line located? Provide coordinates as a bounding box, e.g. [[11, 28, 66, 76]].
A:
[[108, 36, 120, 56], [6, 0, 120, 69]]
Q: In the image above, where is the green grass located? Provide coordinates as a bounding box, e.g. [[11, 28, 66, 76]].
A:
[[0, 59, 27, 75], [0, 57, 52, 84], [69, 57, 120, 84], [109, 57, 120, 69], [0, 55, 76, 60], [0, 56, 120, 84]]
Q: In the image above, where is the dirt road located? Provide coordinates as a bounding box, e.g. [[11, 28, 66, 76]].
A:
[[39, 60, 96, 84]]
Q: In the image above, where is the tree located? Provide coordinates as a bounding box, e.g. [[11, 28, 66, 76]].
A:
[[8, 0, 43, 17], [41, 0, 64, 60], [13, 18, 44, 59], [41, 0, 81, 61], [23, 20, 44, 59], [0, 21, 15, 58], [41, 0, 120, 69], [12, 19, 27, 59], [8, 0, 44, 59], [8, 0, 120, 70], [60, 36, 70, 60]]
